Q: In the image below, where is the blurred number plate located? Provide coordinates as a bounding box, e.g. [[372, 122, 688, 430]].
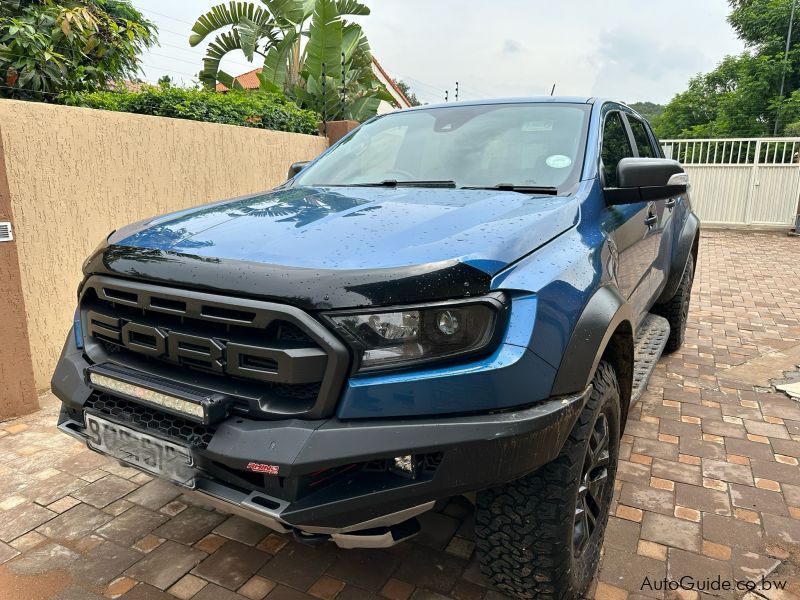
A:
[[85, 414, 195, 487]]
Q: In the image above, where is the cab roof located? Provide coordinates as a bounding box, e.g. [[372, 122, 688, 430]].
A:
[[402, 96, 596, 112]]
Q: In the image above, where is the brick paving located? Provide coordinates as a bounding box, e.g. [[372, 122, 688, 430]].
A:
[[1, 230, 799, 600]]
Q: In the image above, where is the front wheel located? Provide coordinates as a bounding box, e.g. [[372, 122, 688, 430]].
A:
[[475, 362, 622, 600]]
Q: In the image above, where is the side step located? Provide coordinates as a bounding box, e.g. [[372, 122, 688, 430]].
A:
[[630, 313, 670, 405]]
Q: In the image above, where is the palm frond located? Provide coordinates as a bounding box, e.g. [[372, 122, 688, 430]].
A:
[[259, 27, 298, 91], [335, 0, 370, 16], [190, 1, 274, 46], [260, 0, 312, 26], [304, 0, 342, 81], [199, 30, 247, 89]]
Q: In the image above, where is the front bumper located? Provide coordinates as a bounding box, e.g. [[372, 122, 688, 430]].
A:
[[53, 329, 589, 547]]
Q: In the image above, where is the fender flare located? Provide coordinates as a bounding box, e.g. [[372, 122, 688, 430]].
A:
[[656, 212, 699, 304], [551, 285, 635, 397]]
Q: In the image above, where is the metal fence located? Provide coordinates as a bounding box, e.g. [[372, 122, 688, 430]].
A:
[[661, 138, 800, 227]]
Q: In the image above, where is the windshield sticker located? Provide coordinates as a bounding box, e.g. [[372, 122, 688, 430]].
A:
[[522, 121, 553, 131], [546, 155, 572, 169]]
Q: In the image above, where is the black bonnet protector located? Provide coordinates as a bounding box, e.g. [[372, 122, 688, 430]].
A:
[[83, 246, 493, 310]]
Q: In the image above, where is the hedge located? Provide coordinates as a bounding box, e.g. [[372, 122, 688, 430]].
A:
[[61, 87, 321, 135]]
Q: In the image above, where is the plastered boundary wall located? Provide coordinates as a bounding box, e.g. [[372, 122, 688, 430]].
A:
[[0, 99, 328, 417]]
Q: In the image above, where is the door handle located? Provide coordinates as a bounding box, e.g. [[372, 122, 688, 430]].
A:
[[665, 198, 677, 210], [645, 214, 657, 228]]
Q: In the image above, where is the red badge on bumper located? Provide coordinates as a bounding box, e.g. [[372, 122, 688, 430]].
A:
[[246, 462, 280, 475]]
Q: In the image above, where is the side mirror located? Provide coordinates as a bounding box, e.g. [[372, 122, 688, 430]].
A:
[[288, 161, 310, 180], [605, 158, 687, 205]]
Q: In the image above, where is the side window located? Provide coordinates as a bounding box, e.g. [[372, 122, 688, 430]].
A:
[[601, 112, 634, 187], [648, 123, 665, 157], [628, 117, 656, 158]]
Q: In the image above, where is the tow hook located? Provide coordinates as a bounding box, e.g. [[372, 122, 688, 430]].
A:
[[292, 529, 330, 546]]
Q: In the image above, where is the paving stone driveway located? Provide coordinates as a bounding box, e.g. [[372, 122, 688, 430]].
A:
[[1, 230, 800, 600]]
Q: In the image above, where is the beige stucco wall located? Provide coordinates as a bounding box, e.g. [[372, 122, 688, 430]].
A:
[[0, 99, 328, 389]]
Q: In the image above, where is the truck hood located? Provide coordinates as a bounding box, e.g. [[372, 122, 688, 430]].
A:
[[111, 186, 579, 276]]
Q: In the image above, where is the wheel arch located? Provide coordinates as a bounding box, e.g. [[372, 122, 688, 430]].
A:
[[551, 285, 635, 422], [656, 212, 700, 305], [599, 322, 634, 427]]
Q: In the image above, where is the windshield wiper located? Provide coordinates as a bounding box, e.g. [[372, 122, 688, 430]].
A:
[[319, 180, 457, 188], [462, 184, 560, 195]]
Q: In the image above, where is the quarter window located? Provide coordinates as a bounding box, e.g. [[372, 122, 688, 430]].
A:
[[601, 112, 634, 187], [628, 117, 656, 158]]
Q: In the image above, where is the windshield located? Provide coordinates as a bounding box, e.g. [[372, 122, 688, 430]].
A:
[[295, 103, 590, 192]]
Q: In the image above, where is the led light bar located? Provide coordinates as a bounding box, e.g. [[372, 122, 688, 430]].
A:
[[89, 372, 205, 420]]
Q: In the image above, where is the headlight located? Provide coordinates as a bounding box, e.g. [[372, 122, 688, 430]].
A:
[[324, 297, 503, 372]]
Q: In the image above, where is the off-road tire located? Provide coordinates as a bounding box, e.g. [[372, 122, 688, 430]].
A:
[[653, 253, 694, 354], [475, 362, 621, 600]]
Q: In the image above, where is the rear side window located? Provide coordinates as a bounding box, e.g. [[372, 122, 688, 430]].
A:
[[601, 112, 634, 187], [628, 117, 656, 158]]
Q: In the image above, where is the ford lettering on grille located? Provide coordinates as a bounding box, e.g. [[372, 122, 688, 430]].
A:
[[86, 310, 326, 384]]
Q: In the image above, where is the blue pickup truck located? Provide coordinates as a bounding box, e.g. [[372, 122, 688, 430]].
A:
[[53, 97, 698, 599]]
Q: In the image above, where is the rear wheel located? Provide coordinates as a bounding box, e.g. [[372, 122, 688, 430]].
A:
[[475, 362, 621, 600], [653, 253, 695, 353]]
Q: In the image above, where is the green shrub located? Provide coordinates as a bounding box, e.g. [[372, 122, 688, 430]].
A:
[[61, 86, 321, 135], [783, 121, 800, 137]]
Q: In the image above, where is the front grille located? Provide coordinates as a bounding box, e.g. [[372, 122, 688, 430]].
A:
[[271, 382, 321, 401], [86, 391, 216, 449], [79, 276, 349, 419]]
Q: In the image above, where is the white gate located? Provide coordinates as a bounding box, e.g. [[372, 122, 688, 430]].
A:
[[661, 138, 800, 227]]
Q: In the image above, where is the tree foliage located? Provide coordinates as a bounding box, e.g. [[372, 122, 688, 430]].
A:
[[627, 102, 665, 123], [655, 0, 800, 138], [190, 0, 393, 122], [62, 85, 320, 134], [0, 0, 156, 100], [394, 79, 422, 106]]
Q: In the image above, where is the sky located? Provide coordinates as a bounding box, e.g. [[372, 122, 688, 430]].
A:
[[132, 0, 745, 105]]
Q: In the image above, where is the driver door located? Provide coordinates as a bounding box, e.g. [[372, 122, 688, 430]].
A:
[[600, 110, 654, 322]]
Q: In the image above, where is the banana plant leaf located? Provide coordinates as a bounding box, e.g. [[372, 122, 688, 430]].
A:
[[190, 2, 274, 46], [236, 16, 270, 61], [261, 0, 314, 26], [304, 0, 343, 83], [334, 0, 370, 16], [346, 94, 382, 122], [341, 22, 369, 64], [199, 30, 248, 88], [306, 74, 349, 120], [216, 70, 245, 90], [259, 27, 298, 91], [191, 0, 388, 121]]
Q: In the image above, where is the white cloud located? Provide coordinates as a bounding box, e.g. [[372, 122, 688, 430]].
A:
[[588, 29, 710, 102]]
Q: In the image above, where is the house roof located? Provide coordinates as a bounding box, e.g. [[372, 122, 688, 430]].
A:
[[216, 58, 412, 109], [216, 68, 262, 92], [370, 57, 411, 108], [118, 80, 152, 92]]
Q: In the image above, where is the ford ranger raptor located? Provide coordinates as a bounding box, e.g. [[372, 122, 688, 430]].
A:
[[53, 97, 698, 599]]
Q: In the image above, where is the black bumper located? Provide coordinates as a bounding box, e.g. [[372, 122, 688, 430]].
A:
[[53, 330, 589, 532]]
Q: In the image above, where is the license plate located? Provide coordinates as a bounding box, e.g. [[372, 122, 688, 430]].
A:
[[85, 414, 195, 487]]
